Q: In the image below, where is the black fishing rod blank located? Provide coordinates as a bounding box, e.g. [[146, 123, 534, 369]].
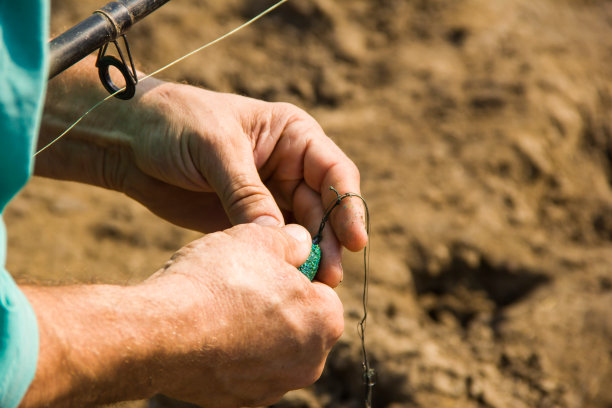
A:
[[48, 0, 170, 99]]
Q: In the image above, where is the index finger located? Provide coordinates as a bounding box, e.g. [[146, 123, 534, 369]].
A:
[[301, 124, 368, 252]]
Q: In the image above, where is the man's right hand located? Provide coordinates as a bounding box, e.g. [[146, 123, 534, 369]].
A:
[[145, 223, 344, 407], [20, 223, 344, 408]]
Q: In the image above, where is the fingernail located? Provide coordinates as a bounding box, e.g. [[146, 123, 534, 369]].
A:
[[253, 215, 282, 227], [283, 224, 311, 245]]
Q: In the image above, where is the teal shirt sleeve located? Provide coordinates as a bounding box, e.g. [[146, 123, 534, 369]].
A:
[[0, 0, 49, 406], [0, 234, 39, 408]]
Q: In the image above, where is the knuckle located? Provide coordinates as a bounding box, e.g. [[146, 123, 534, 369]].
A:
[[273, 101, 303, 117], [308, 361, 327, 384], [302, 202, 321, 227], [222, 176, 272, 216], [346, 159, 361, 180], [227, 221, 261, 236], [317, 289, 345, 343], [190, 232, 224, 248], [224, 223, 288, 257], [330, 314, 345, 342], [323, 312, 344, 345], [275, 102, 321, 131], [292, 360, 326, 390], [226, 223, 271, 245]]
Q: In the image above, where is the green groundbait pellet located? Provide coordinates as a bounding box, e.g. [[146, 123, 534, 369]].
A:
[[298, 244, 321, 281]]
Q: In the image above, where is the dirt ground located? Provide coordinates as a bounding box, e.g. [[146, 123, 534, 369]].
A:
[[5, 0, 612, 406]]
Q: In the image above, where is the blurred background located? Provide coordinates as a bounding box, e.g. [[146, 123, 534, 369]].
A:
[[6, 0, 612, 406]]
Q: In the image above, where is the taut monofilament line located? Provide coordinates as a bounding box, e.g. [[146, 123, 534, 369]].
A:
[[35, 0, 289, 157]]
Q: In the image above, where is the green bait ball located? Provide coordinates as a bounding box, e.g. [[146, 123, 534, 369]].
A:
[[298, 244, 321, 281]]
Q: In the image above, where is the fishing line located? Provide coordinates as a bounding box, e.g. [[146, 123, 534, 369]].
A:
[[34, 0, 289, 157], [300, 186, 375, 408], [357, 193, 375, 408]]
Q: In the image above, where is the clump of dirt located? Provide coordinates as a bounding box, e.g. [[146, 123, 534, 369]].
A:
[[6, 0, 612, 407]]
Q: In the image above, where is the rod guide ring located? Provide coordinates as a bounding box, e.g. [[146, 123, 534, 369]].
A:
[[95, 34, 138, 100]]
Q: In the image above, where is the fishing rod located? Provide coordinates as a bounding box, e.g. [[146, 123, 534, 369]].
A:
[[48, 0, 170, 99]]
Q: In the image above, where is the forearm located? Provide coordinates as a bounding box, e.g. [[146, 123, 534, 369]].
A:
[[19, 282, 180, 407]]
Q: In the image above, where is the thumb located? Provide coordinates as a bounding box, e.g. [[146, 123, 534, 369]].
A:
[[198, 140, 284, 227], [226, 223, 311, 266], [280, 224, 313, 267]]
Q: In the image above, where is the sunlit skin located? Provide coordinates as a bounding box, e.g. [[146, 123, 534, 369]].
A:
[[19, 56, 367, 407]]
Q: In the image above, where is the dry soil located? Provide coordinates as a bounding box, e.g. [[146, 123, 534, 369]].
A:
[[5, 0, 612, 407]]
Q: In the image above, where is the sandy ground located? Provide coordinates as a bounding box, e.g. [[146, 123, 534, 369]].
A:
[[5, 0, 612, 406]]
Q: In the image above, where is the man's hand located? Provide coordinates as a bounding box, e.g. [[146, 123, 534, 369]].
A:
[[21, 224, 343, 407], [129, 83, 367, 286], [37, 58, 367, 286], [147, 223, 344, 406]]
